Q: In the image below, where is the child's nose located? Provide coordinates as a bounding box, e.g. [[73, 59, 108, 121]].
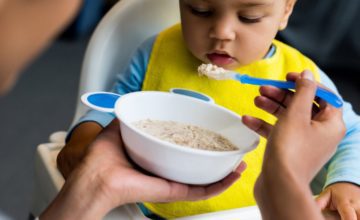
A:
[[209, 17, 236, 41]]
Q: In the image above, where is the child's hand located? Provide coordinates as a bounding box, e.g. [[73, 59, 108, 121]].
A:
[[316, 182, 360, 220]]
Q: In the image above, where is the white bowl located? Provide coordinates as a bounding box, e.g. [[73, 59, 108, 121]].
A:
[[115, 91, 259, 185]]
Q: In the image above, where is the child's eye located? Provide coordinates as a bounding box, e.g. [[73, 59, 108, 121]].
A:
[[189, 6, 213, 17], [238, 16, 262, 24]]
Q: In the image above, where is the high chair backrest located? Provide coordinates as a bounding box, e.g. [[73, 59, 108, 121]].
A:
[[72, 0, 180, 125]]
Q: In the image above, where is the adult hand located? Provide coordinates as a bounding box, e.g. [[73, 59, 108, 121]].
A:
[[243, 70, 345, 184], [242, 70, 346, 220], [41, 119, 246, 220], [85, 119, 246, 205]]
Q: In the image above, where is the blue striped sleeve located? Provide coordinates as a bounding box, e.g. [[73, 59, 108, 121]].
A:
[[318, 69, 360, 187]]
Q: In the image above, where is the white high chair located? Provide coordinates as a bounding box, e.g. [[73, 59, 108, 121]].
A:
[[32, 0, 261, 219]]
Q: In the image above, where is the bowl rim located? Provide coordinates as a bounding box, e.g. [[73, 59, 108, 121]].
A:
[[114, 91, 259, 156]]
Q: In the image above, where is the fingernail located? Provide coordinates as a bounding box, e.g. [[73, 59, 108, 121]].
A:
[[302, 70, 314, 81]]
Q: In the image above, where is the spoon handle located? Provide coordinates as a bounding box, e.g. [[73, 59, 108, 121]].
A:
[[236, 74, 343, 108]]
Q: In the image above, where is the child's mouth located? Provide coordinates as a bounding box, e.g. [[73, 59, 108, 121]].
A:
[[207, 53, 234, 66]]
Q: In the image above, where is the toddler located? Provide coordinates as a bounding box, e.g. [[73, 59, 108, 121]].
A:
[[58, 0, 360, 219]]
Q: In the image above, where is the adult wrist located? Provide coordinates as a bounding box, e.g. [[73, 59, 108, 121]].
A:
[[263, 155, 309, 185], [257, 161, 322, 220], [40, 162, 121, 220]]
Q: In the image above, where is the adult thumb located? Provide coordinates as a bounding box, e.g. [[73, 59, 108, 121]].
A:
[[288, 70, 317, 119]]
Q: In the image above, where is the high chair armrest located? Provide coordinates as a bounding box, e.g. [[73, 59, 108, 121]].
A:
[[49, 131, 67, 144]]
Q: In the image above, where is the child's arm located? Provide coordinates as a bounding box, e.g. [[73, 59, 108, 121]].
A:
[[57, 121, 103, 178], [320, 77, 360, 187], [313, 69, 360, 219]]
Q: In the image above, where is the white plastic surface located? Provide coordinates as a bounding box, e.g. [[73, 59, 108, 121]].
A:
[[72, 0, 180, 126], [48, 131, 67, 144], [115, 91, 259, 184], [32, 143, 65, 217]]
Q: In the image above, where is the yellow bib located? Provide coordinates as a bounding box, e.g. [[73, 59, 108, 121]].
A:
[[142, 24, 320, 219]]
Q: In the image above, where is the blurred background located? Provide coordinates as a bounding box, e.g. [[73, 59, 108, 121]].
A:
[[0, 0, 359, 219]]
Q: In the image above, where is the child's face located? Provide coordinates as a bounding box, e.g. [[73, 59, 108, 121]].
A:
[[179, 0, 295, 69]]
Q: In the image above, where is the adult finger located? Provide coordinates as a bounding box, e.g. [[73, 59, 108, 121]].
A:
[[258, 86, 319, 118], [172, 165, 244, 201], [286, 72, 301, 82], [259, 86, 294, 108], [152, 161, 246, 202], [199, 162, 247, 200], [233, 161, 247, 175], [254, 95, 287, 118], [242, 115, 273, 138], [287, 70, 317, 120]]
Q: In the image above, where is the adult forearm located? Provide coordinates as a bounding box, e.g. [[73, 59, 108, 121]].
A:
[[0, 0, 82, 93], [256, 164, 324, 220]]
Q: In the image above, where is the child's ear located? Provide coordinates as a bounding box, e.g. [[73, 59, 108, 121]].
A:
[[279, 0, 296, 30]]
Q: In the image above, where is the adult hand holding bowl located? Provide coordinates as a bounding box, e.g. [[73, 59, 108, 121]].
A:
[[82, 91, 259, 184]]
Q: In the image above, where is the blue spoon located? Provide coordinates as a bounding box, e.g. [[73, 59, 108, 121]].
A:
[[198, 64, 343, 108], [233, 73, 343, 108]]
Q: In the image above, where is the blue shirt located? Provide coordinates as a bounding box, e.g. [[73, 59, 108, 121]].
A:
[[73, 36, 360, 191]]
